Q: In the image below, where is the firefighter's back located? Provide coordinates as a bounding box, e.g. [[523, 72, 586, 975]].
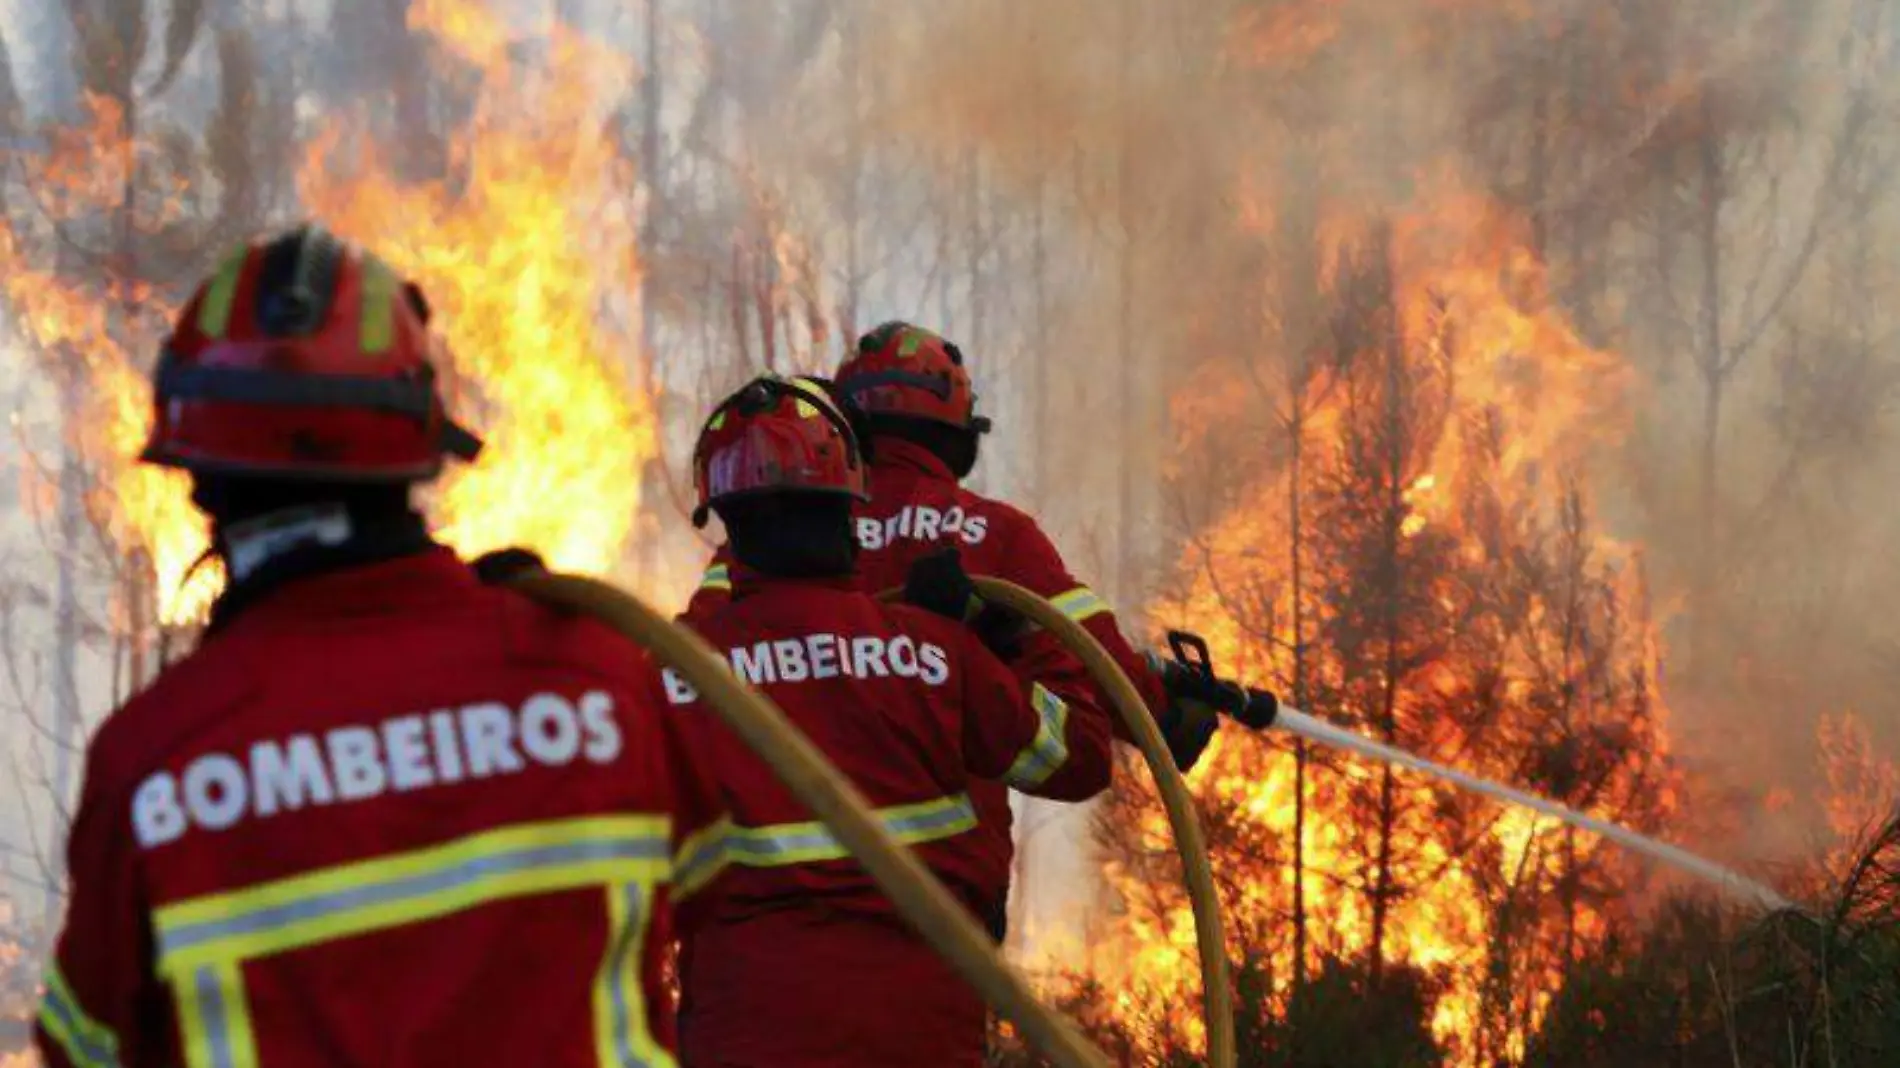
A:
[[93, 550, 683, 1068], [670, 580, 1005, 1068]]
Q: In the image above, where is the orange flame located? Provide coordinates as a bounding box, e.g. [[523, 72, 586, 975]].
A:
[[3, 4, 654, 634], [0, 95, 218, 626], [302, 0, 654, 574]]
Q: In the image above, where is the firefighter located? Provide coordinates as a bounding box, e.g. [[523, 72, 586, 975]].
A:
[[687, 322, 1219, 770], [683, 326, 1219, 947], [36, 225, 719, 1068], [670, 375, 1112, 1068]]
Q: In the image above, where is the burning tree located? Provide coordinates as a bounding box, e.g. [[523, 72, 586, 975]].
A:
[[1063, 193, 1683, 1065]]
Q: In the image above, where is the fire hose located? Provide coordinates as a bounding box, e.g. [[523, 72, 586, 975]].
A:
[[880, 578, 1238, 1068], [504, 570, 1112, 1068]]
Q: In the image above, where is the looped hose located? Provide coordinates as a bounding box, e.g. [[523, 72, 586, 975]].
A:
[[506, 571, 1111, 1068], [886, 577, 1237, 1068]]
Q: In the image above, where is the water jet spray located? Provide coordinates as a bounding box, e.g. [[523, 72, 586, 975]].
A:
[[1166, 631, 1792, 912], [1271, 705, 1791, 911]]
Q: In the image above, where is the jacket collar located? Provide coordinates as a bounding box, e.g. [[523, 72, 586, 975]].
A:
[[726, 564, 858, 602], [870, 435, 956, 483], [215, 546, 478, 633]]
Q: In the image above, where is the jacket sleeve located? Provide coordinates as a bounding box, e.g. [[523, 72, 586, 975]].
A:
[[679, 544, 735, 621], [37, 752, 166, 1068], [994, 510, 1169, 740], [956, 627, 1112, 802]]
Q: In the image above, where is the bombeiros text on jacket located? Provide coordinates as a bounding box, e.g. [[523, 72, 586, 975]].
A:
[[663, 632, 951, 704], [131, 690, 624, 848]]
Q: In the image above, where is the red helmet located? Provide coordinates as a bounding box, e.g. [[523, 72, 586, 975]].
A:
[[835, 321, 991, 434], [141, 225, 481, 482], [692, 375, 869, 527]]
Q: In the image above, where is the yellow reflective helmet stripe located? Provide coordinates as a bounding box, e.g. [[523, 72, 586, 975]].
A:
[[698, 564, 732, 593], [357, 254, 400, 355], [787, 376, 847, 423], [37, 963, 121, 1068], [195, 249, 247, 340], [896, 328, 933, 357], [1050, 586, 1110, 624], [1003, 684, 1072, 791]]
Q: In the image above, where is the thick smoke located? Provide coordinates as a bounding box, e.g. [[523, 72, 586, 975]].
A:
[[722, 0, 1900, 861]]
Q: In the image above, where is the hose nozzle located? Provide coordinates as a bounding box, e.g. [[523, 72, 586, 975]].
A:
[[1164, 630, 1279, 730]]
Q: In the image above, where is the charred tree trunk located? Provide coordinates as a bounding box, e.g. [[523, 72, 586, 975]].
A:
[[1030, 154, 1050, 510], [47, 365, 83, 929], [1557, 493, 1585, 971], [1288, 403, 1311, 1000], [965, 155, 984, 357], [1114, 0, 1138, 602], [1692, 108, 1727, 676], [1367, 231, 1407, 983], [839, 1, 864, 343], [630, 0, 665, 592]]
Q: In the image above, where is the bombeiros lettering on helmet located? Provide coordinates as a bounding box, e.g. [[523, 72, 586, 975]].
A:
[[131, 690, 624, 849], [856, 506, 988, 551], [662, 632, 952, 704]]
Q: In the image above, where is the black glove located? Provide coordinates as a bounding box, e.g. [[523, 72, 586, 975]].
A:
[[902, 549, 1027, 658], [903, 548, 980, 621], [1159, 699, 1221, 773], [472, 547, 547, 585], [1146, 650, 1222, 771]]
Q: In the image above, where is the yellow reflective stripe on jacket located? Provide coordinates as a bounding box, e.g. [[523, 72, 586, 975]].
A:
[[174, 961, 258, 1068], [37, 963, 121, 1068], [155, 815, 670, 972], [675, 793, 978, 893], [1003, 684, 1071, 791], [728, 793, 977, 866], [593, 881, 678, 1068], [1049, 586, 1109, 623], [672, 821, 728, 901], [699, 564, 732, 593], [154, 815, 673, 1068]]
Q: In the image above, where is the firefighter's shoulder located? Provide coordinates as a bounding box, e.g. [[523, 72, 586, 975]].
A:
[[483, 577, 667, 683], [81, 629, 268, 817]]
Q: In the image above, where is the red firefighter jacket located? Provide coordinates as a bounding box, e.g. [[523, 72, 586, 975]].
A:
[[37, 548, 722, 1068], [668, 572, 1112, 1067], [685, 438, 1170, 885], [686, 437, 1170, 731]]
